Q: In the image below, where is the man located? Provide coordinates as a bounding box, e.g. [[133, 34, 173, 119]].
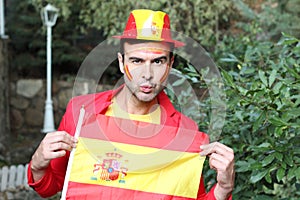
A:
[[28, 9, 234, 199]]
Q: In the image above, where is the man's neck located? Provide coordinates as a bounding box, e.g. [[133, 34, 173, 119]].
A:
[[115, 87, 159, 115]]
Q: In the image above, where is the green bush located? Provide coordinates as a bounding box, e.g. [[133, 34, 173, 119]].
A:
[[206, 3, 300, 197], [220, 32, 300, 199], [167, 22, 300, 200]]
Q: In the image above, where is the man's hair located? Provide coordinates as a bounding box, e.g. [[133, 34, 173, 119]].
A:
[[120, 39, 174, 60]]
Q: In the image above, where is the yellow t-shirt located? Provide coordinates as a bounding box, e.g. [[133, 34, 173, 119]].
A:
[[105, 98, 161, 124]]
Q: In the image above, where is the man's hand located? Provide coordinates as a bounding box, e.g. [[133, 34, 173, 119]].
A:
[[30, 131, 77, 182], [200, 142, 235, 200]]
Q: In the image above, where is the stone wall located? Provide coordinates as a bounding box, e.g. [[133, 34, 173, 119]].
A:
[[0, 187, 60, 200], [8, 77, 113, 164]]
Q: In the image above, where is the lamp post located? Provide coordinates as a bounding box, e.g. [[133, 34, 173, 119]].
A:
[[41, 4, 58, 133], [0, 0, 8, 38]]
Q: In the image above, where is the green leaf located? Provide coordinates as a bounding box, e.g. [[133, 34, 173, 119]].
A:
[[282, 65, 300, 79], [253, 195, 275, 200], [276, 168, 285, 182], [272, 82, 283, 95], [253, 111, 266, 132], [172, 78, 185, 87], [262, 154, 275, 167], [235, 161, 251, 172], [274, 152, 283, 162], [233, 0, 256, 20], [278, 32, 300, 45], [275, 127, 283, 137], [264, 170, 272, 184], [186, 64, 197, 73], [220, 58, 238, 62], [258, 70, 268, 87], [234, 111, 244, 122], [287, 166, 297, 180], [268, 69, 277, 87], [269, 116, 289, 126], [281, 162, 287, 169], [258, 142, 271, 148], [250, 170, 268, 183], [250, 162, 263, 170], [295, 167, 300, 179], [242, 67, 255, 75], [236, 86, 248, 96], [283, 154, 293, 167], [221, 70, 235, 88]]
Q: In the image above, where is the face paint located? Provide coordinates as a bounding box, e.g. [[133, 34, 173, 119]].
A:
[[159, 55, 173, 83], [121, 42, 173, 103], [124, 64, 133, 81], [139, 49, 165, 55], [159, 63, 170, 83]]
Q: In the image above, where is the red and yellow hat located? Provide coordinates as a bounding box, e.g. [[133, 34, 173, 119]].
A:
[[113, 9, 185, 48]]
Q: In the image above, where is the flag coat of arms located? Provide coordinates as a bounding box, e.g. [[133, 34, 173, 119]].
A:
[[61, 108, 208, 200]]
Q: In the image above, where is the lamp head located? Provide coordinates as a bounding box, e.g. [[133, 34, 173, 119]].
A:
[[41, 4, 59, 27]]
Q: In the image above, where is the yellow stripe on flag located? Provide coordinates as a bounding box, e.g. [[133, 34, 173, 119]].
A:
[[69, 137, 206, 199]]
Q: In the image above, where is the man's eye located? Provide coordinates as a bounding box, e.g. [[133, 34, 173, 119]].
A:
[[132, 59, 142, 64], [153, 59, 164, 65]]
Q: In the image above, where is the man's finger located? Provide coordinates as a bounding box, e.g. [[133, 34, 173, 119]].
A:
[[50, 131, 75, 142], [200, 142, 233, 156], [209, 154, 224, 171], [45, 131, 77, 148], [201, 142, 233, 153], [39, 150, 67, 162], [48, 142, 73, 152], [209, 153, 233, 172]]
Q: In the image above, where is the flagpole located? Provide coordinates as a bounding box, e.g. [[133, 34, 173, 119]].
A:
[[61, 105, 85, 200]]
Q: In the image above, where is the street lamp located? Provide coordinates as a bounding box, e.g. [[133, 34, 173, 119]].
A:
[[0, 0, 8, 38], [41, 4, 58, 133]]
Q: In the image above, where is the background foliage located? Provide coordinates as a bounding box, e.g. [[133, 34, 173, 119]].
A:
[[219, 32, 300, 199], [213, 2, 300, 198], [7, 0, 102, 79], [6, 0, 300, 199]]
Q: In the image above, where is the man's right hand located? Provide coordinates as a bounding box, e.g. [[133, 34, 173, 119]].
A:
[[30, 131, 77, 182]]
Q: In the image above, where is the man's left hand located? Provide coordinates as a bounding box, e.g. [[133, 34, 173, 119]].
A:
[[200, 142, 235, 200]]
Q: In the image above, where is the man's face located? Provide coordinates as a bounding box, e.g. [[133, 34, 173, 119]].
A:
[[118, 41, 174, 103]]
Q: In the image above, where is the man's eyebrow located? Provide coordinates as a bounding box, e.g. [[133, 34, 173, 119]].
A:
[[152, 56, 167, 61], [128, 57, 144, 60], [128, 56, 168, 61]]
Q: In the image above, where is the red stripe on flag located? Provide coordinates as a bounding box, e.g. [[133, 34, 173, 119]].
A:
[[80, 114, 208, 153], [66, 181, 198, 200]]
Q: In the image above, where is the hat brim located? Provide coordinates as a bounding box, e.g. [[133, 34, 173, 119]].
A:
[[112, 35, 185, 48]]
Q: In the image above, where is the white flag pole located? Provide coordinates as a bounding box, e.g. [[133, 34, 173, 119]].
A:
[[61, 105, 85, 200]]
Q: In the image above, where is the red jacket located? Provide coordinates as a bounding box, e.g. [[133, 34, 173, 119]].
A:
[[28, 88, 229, 199]]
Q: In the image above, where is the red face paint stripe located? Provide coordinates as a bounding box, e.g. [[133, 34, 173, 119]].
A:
[[160, 64, 170, 82], [139, 50, 165, 54], [124, 65, 133, 81]]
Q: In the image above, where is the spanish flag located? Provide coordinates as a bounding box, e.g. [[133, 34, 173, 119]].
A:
[[61, 109, 208, 199]]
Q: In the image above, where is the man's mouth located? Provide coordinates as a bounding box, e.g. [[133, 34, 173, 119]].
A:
[[140, 85, 153, 93]]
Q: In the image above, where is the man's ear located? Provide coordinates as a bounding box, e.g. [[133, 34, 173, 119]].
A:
[[117, 52, 124, 74]]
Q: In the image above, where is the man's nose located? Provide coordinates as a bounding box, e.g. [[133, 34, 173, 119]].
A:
[[142, 62, 153, 80]]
